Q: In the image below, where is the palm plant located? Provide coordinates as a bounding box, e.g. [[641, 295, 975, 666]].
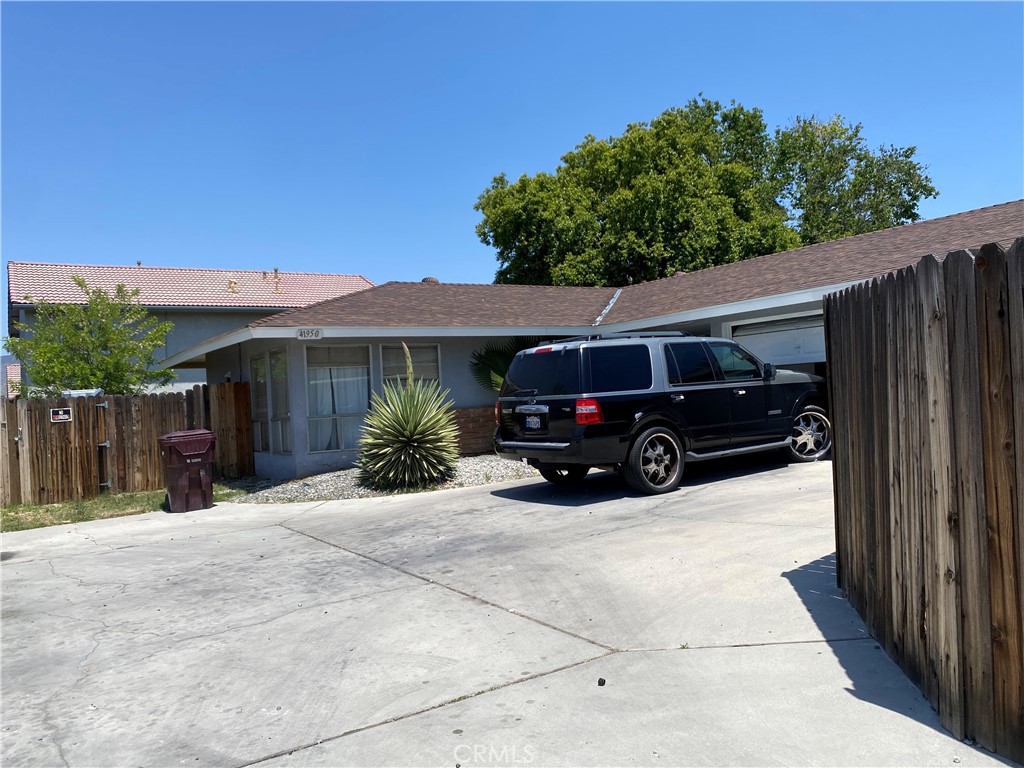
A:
[[357, 343, 459, 490], [469, 336, 543, 392]]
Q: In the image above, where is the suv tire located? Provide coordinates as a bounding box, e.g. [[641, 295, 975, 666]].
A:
[[786, 405, 832, 462], [624, 427, 684, 494], [537, 464, 590, 485]]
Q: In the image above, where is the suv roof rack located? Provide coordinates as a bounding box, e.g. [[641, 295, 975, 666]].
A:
[[539, 331, 692, 345]]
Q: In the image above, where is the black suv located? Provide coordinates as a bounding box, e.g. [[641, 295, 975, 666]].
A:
[[493, 332, 831, 494]]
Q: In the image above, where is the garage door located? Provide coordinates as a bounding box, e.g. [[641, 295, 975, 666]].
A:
[[730, 315, 825, 366]]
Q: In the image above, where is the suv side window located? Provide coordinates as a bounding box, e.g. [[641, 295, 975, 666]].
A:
[[665, 343, 717, 385], [708, 341, 762, 380], [588, 344, 652, 392]]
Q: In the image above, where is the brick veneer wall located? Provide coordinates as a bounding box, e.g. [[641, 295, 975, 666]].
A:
[[454, 405, 495, 456]]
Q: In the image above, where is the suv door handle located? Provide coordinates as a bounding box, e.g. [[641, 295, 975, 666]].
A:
[[734, 389, 747, 397], [671, 394, 685, 402]]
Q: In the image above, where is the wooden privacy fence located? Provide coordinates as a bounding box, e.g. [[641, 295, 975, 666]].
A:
[[0, 383, 254, 506], [824, 239, 1023, 764]]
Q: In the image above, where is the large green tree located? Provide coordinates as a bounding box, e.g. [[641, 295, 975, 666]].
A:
[[6, 277, 175, 397], [476, 97, 937, 286]]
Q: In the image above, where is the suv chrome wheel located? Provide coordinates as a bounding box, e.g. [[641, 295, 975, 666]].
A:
[[624, 427, 684, 494], [787, 406, 832, 462]]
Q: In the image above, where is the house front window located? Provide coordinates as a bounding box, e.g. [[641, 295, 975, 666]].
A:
[[381, 344, 440, 386], [250, 349, 291, 454], [307, 345, 369, 453]]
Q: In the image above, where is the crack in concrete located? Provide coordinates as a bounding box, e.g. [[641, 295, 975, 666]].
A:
[[237, 637, 874, 767], [237, 649, 618, 768], [623, 636, 870, 652], [280, 524, 617, 653], [68, 525, 117, 553]]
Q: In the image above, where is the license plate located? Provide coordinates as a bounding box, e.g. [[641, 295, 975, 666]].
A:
[[524, 415, 542, 430]]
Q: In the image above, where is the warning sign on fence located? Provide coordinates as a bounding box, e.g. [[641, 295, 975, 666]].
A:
[[50, 408, 72, 423]]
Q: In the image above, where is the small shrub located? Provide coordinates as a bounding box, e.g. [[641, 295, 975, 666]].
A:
[[357, 344, 459, 491]]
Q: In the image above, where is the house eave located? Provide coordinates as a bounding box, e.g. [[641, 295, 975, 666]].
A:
[[158, 324, 600, 368], [599, 280, 865, 330]]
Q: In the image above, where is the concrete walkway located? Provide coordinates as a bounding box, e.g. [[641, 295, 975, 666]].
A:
[[1, 460, 1012, 767]]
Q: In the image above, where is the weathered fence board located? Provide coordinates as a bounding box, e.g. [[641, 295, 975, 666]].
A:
[[826, 239, 1024, 764], [0, 383, 253, 507]]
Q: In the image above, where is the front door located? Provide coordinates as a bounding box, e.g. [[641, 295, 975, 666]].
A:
[[706, 341, 775, 446]]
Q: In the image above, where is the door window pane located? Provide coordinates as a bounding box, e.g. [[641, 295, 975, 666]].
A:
[[269, 349, 291, 454], [665, 343, 717, 385], [250, 356, 269, 453], [709, 342, 762, 380]]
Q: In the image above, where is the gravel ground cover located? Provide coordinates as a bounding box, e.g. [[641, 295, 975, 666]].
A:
[[226, 455, 540, 504]]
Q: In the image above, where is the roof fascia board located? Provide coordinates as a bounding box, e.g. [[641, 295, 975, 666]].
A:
[[599, 280, 864, 331], [158, 325, 598, 367], [246, 325, 599, 338]]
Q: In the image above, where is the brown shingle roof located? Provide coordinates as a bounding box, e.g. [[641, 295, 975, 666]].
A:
[[248, 200, 1023, 331], [249, 282, 618, 328], [604, 199, 1024, 324], [7, 263, 374, 309]]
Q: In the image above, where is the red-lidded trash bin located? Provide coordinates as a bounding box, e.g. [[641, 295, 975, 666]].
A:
[[158, 429, 216, 513]]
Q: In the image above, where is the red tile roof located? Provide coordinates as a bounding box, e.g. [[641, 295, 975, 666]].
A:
[[7, 263, 373, 309], [5, 364, 21, 399]]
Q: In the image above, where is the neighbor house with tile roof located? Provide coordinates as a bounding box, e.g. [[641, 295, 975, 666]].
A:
[[6, 263, 373, 391], [163, 200, 1023, 480]]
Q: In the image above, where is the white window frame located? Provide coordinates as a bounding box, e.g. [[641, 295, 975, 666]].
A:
[[379, 343, 442, 387], [305, 344, 371, 454]]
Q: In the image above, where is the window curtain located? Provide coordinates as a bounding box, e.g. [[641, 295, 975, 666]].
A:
[[308, 365, 368, 451]]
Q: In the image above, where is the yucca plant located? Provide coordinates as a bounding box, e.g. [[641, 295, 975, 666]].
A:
[[357, 343, 459, 491]]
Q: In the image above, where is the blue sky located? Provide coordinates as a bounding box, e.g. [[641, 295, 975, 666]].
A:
[[2, 1, 1022, 318]]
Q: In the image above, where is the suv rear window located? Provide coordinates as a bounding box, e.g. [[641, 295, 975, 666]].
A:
[[503, 348, 581, 396], [588, 344, 652, 393]]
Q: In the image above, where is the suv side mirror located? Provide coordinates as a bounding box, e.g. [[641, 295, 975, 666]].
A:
[[763, 363, 776, 380]]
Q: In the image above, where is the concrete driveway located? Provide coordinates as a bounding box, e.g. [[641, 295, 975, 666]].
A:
[[1, 459, 1010, 767]]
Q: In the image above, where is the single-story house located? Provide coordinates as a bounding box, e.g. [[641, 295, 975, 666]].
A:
[[6, 262, 373, 390], [162, 200, 1023, 480]]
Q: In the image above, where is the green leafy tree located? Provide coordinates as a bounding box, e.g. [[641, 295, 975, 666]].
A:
[[476, 97, 936, 286], [773, 115, 938, 244], [5, 277, 175, 396]]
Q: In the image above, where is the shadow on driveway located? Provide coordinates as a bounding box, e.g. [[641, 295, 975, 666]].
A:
[[781, 552, 1012, 764], [490, 452, 797, 506]]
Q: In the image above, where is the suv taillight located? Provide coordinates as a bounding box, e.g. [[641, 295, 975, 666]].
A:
[[495, 400, 501, 425], [575, 398, 603, 425]]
